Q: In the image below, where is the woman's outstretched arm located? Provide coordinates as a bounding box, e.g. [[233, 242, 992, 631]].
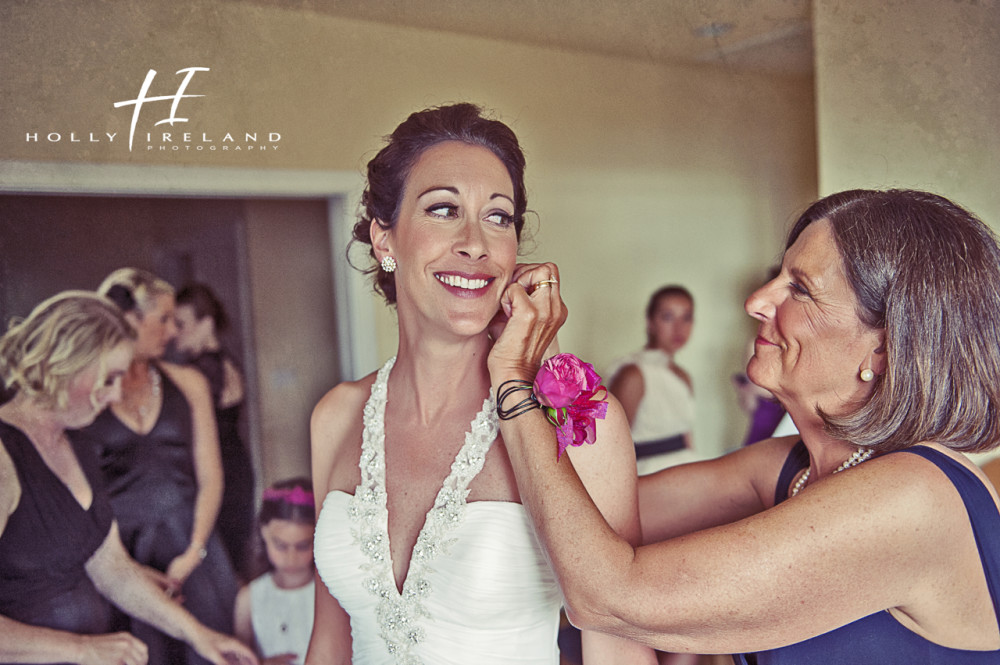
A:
[[566, 397, 657, 664], [86, 522, 257, 665], [486, 266, 954, 655]]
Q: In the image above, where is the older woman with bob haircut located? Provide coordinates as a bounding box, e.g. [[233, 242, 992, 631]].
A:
[[487, 189, 1000, 663], [0, 291, 255, 665]]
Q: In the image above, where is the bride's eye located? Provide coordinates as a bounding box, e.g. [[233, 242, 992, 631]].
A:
[[427, 204, 458, 218], [485, 211, 514, 227]]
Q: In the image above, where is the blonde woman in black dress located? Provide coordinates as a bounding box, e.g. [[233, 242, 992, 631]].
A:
[[0, 291, 255, 665], [73, 269, 237, 665]]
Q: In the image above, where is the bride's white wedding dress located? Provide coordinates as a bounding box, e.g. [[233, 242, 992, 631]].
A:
[[314, 358, 563, 665]]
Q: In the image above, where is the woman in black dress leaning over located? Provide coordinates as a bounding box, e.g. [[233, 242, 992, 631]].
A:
[[0, 290, 254, 665], [72, 269, 238, 665]]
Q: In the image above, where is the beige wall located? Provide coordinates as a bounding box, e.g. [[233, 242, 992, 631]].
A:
[[244, 199, 339, 484], [813, 0, 1000, 224], [813, 0, 1000, 462], [2, 0, 817, 465]]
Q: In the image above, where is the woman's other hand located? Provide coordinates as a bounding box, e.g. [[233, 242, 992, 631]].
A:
[[140, 564, 183, 601], [164, 546, 203, 586], [488, 262, 567, 379], [77, 632, 148, 665]]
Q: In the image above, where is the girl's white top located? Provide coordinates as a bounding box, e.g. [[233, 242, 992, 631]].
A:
[[249, 572, 315, 664]]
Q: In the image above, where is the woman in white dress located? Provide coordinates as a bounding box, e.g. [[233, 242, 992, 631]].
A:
[[608, 285, 698, 476], [306, 104, 654, 665]]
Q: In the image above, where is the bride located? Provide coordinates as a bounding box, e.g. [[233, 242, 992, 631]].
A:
[[306, 104, 655, 665]]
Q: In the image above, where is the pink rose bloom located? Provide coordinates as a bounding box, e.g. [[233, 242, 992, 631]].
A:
[[534, 353, 608, 457], [533, 353, 602, 408]]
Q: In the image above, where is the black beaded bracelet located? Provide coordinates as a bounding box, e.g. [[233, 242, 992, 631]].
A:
[[497, 379, 540, 420]]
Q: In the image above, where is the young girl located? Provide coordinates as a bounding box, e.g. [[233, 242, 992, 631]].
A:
[[234, 478, 316, 665]]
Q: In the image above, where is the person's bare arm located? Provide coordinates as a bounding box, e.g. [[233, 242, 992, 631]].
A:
[[496, 383, 973, 652], [608, 364, 643, 427], [160, 362, 223, 584], [0, 614, 148, 665], [304, 571, 353, 665], [567, 398, 656, 664], [220, 357, 245, 409], [0, 438, 18, 537], [234, 584, 254, 649], [86, 522, 257, 665], [637, 436, 794, 543]]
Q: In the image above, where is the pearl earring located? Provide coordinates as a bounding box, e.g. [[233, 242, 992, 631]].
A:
[[380, 256, 397, 273], [860, 368, 875, 382]]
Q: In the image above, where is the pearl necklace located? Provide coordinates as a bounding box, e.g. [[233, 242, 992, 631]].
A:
[[790, 446, 874, 497]]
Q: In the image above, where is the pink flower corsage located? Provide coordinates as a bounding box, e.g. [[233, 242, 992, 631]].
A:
[[533, 353, 609, 458]]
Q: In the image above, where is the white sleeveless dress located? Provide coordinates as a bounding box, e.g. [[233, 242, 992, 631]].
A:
[[607, 348, 699, 474], [314, 358, 563, 665], [248, 573, 314, 663]]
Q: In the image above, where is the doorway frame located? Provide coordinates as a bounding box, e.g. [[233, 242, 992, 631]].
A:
[[0, 159, 379, 482], [0, 159, 377, 379]]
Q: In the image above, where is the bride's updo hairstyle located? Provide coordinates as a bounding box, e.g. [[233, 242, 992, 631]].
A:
[[352, 103, 528, 305]]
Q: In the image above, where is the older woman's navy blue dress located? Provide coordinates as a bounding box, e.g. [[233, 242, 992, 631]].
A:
[[735, 444, 1000, 664]]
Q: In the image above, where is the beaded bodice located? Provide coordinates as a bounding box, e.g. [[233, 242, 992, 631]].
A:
[[315, 357, 561, 665], [352, 357, 497, 661]]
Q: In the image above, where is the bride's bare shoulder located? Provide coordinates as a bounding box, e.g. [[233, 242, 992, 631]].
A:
[[312, 373, 377, 427], [311, 372, 378, 491]]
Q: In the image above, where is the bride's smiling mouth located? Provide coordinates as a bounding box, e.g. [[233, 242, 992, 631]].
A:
[[434, 272, 495, 295]]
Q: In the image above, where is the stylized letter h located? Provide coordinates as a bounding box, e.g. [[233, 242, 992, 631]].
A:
[[114, 67, 210, 151]]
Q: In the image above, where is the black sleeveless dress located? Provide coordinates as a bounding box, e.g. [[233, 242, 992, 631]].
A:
[[0, 419, 114, 664], [71, 369, 237, 665], [188, 350, 255, 578]]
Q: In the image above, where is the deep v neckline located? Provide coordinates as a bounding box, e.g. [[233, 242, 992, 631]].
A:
[[109, 364, 164, 436], [365, 357, 498, 594], [0, 419, 95, 513], [350, 357, 498, 659]]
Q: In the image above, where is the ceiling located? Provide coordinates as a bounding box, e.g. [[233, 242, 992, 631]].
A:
[[252, 0, 814, 75]]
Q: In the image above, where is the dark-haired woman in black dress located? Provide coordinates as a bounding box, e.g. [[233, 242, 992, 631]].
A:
[[174, 283, 255, 580]]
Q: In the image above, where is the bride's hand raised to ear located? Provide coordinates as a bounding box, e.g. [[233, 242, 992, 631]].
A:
[[488, 262, 568, 379]]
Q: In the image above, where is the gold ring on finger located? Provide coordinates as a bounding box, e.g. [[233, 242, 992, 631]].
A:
[[532, 281, 555, 294]]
